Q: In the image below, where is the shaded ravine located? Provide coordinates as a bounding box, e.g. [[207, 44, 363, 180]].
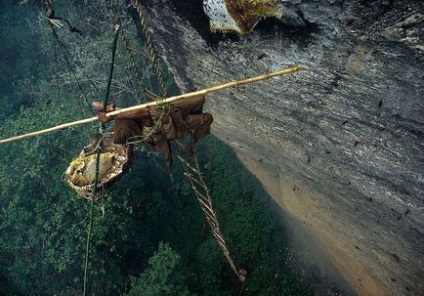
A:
[[135, 1, 424, 295]]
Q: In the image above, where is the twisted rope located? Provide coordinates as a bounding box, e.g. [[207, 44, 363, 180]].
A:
[[133, 0, 168, 97], [177, 154, 245, 282]]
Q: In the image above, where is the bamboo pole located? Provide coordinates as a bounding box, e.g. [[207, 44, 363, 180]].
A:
[[0, 66, 301, 144]]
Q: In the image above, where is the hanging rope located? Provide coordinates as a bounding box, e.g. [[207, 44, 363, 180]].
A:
[[0, 66, 302, 145], [177, 153, 245, 282], [82, 22, 121, 296], [120, 0, 181, 191], [132, 0, 168, 97]]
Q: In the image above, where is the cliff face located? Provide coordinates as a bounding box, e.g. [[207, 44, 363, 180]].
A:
[[137, 1, 424, 295]]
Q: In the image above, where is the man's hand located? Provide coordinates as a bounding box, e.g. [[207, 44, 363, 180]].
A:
[[92, 101, 116, 123], [98, 112, 110, 123]]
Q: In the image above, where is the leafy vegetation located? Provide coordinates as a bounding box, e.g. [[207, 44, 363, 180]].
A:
[[0, 1, 341, 295], [126, 242, 191, 296]]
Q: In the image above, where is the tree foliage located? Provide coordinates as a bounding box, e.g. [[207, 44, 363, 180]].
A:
[[126, 242, 191, 296]]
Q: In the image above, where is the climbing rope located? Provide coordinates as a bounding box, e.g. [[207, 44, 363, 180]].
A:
[[178, 153, 245, 281], [132, 0, 168, 97], [128, 0, 174, 152]]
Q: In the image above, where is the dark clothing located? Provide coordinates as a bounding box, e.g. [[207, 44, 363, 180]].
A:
[[98, 95, 213, 167]]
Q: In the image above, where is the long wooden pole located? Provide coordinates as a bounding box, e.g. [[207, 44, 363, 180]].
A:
[[0, 66, 301, 144]]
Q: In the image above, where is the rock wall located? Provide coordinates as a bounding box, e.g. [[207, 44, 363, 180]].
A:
[[136, 1, 424, 295]]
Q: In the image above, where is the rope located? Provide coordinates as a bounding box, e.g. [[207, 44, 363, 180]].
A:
[[133, 0, 168, 97], [0, 66, 302, 144], [177, 153, 245, 282], [82, 23, 121, 296], [102, 23, 121, 112]]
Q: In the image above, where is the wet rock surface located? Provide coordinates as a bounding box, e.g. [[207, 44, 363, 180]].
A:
[[137, 0, 424, 295]]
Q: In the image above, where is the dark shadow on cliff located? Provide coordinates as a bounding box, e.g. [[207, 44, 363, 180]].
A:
[[255, 16, 319, 47]]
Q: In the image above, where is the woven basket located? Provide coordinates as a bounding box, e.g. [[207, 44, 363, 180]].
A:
[[64, 134, 133, 200]]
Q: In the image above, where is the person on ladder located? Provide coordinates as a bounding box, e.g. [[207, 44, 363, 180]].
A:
[[93, 92, 213, 167]]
